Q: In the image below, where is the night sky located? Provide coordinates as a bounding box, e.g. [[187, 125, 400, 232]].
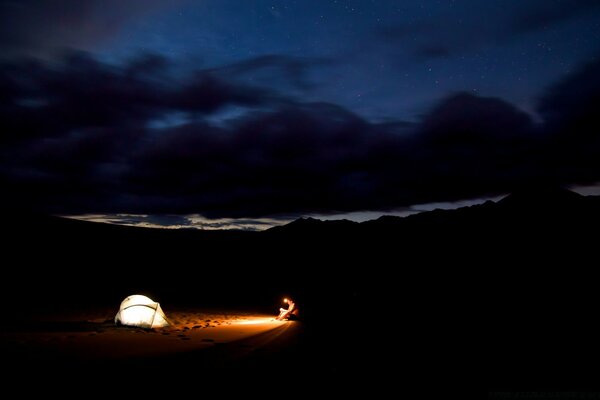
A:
[[1, 0, 600, 229]]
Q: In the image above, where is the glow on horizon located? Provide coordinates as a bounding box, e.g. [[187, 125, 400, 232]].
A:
[[569, 182, 600, 196], [62, 213, 284, 231], [60, 183, 600, 231], [60, 195, 502, 230]]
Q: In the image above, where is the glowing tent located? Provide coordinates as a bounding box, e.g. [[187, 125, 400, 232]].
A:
[[114, 295, 170, 328]]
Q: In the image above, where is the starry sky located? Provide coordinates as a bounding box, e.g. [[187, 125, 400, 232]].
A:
[[111, 0, 600, 120], [1, 0, 600, 229]]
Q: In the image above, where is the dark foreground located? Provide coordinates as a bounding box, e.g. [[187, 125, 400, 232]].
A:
[[2, 188, 600, 397]]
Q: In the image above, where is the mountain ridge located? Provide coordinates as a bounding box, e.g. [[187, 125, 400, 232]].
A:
[[269, 187, 600, 235]]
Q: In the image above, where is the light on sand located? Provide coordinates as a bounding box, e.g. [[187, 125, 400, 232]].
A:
[[236, 317, 281, 325]]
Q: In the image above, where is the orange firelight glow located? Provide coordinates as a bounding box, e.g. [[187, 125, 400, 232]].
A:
[[236, 317, 282, 325]]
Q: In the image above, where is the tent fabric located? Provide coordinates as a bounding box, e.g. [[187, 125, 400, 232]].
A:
[[114, 295, 169, 328]]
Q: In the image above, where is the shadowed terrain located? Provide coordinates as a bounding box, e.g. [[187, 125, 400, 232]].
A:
[[2, 187, 600, 395]]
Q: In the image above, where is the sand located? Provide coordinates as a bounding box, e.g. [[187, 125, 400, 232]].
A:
[[2, 308, 291, 362]]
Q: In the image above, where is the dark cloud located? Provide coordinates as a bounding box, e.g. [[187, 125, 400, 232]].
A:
[[1, 52, 600, 218], [0, 0, 175, 58], [175, 73, 278, 113], [511, 0, 600, 34], [535, 57, 600, 184], [538, 57, 600, 132], [378, 1, 600, 60], [420, 93, 533, 140], [378, 20, 470, 60], [208, 55, 333, 92], [413, 93, 541, 199], [0, 51, 277, 144]]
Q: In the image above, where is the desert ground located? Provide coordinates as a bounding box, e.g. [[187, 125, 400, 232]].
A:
[[2, 308, 292, 360]]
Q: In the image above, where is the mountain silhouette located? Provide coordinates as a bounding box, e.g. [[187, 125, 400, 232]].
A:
[[266, 216, 358, 236], [271, 186, 599, 237], [497, 186, 584, 209]]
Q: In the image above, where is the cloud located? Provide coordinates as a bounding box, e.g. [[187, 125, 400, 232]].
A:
[[535, 56, 600, 183], [0, 51, 278, 144], [65, 213, 287, 231], [0, 0, 177, 59], [538, 57, 600, 131], [1, 52, 600, 218], [412, 92, 541, 199], [378, 20, 471, 61], [208, 54, 333, 92], [377, 1, 600, 61], [510, 0, 600, 34]]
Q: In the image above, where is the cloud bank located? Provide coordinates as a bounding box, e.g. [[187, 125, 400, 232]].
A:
[[1, 52, 600, 218]]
